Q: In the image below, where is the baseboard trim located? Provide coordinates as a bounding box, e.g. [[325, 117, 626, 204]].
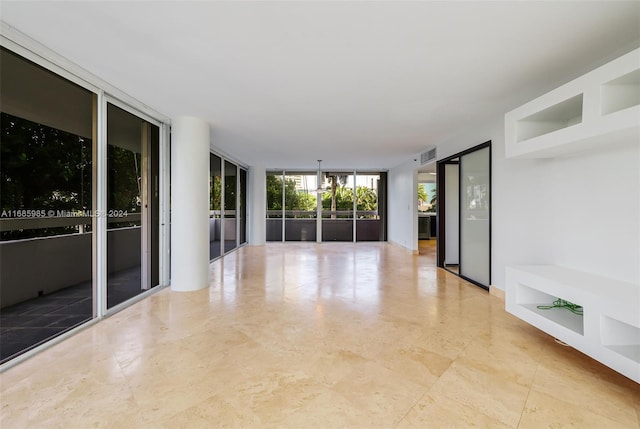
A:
[[388, 240, 419, 254], [489, 286, 505, 301]]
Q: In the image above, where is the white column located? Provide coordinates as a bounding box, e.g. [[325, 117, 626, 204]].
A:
[[171, 116, 210, 291], [248, 166, 266, 245]]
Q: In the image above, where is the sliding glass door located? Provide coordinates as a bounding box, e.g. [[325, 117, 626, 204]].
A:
[[224, 161, 237, 253], [210, 154, 222, 259], [459, 146, 490, 286], [437, 142, 491, 289], [0, 47, 95, 361], [0, 46, 168, 363], [106, 102, 160, 309]]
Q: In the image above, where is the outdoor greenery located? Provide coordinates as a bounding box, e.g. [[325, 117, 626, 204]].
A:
[[266, 174, 316, 212], [265, 173, 378, 219], [418, 183, 437, 213], [1, 113, 92, 213], [1, 112, 144, 239], [1, 113, 92, 239]]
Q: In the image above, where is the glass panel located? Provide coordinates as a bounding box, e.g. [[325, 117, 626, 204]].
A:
[[460, 146, 490, 286], [210, 154, 222, 259], [266, 171, 283, 241], [284, 172, 317, 241], [224, 160, 237, 253], [444, 163, 460, 268], [0, 47, 94, 362], [355, 173, 382, 241], [239, 168, 247, 245], [321, 172, 354, 241], [106, 103, 159, 308]]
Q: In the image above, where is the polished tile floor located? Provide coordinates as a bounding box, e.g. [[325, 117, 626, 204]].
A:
[[1, 242, 638, 428]]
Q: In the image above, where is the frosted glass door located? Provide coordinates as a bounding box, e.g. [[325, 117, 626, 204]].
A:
[[459, 146, 490, 287]]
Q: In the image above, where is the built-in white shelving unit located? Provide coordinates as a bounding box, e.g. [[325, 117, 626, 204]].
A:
[[504, 48, 640, 383], [506, 266, 640, 383], [505, 48, 640, 159]]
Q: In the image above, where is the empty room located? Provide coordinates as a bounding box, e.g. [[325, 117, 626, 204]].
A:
[[0, 1, 639, 428]]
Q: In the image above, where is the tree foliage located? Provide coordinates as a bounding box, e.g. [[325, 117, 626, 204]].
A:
[[418, 185, 428, 206], [1, 113, 92, 213], [266, 174, 316, 214], [1, 113, 94, 239]]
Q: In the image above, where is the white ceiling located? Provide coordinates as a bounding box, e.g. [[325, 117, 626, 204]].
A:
[[1, 1, 639, 170]]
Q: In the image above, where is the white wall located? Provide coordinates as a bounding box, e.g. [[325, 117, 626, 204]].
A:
[[548, 143, 639, 283], [436, 115, 639, 290], [388, 160, 418, 252]]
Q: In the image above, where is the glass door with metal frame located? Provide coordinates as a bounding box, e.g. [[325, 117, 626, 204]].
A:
[[106, 102, 160, 309], [437, 142, 491, 289]]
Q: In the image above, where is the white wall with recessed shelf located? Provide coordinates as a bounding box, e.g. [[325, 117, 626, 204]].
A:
[[506, 265, 640, 383], [505, 48, 640, 159], [503, 47, 640, 383]]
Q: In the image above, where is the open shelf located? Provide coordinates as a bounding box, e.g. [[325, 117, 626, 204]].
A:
[[601, 69, 640, 116], [516, 94, 583, 142], [521, 304, 584, 336], [516, 283, 584, 335], [601, 315, 640, 364], [505, 48, 640, 159], [506, 265, 639, 383]]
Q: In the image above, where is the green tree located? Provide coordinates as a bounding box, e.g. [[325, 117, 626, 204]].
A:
[[210, 175, 222, 210], [427, 188, 437, 213], [322, 173, 349, 219], [266, 174, 283, 211], [266, 174, 317, 217], [418, 185, 428, 207], [355, 186, 377, 212], [1, 113, 93, 239]]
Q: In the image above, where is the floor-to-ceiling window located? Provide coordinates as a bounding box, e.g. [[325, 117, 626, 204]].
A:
[[209, 155, 246, 257], [106, 102, 160, 309], [0, 44, 169, 364], [322, 172, 355, 241], [224, 160, 237, 253], [266, 171, 284, 242], [266, 170, 386, 242], [0, 47, 95, 362], [239, 168, 247, 245], [356, 172, 386, 241], [209, 154, 222, 259], [284, 171, 317, 241]]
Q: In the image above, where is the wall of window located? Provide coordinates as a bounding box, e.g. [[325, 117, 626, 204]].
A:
[[266, 170, 386, 242], [285, 172, 317, 241], [209, 154, 247, 260], [0, 44, 169, 365]]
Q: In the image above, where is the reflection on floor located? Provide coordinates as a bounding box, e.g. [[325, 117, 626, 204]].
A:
[[209, 240, 240, 260], [418, 238, 436, 256], [0, 267, 142, 363], [1, 243, 638, 428]]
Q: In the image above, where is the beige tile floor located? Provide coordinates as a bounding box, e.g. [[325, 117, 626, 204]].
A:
[[1, 242, 638, 428]]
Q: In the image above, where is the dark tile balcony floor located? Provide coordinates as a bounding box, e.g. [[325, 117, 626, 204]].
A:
[[1, 267, 143, 363]]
